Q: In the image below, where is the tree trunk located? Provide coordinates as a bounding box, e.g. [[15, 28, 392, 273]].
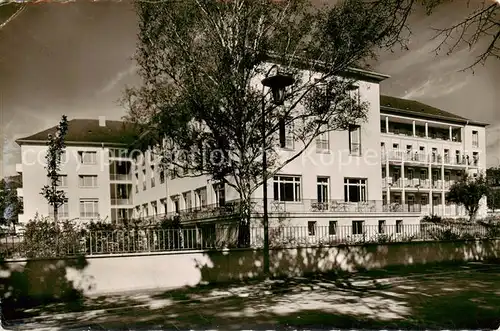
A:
[[237, 195, 251, 248], [53, 203, 59, 257]]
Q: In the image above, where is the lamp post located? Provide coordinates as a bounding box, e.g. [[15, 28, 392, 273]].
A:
[[261, 68, 295, 275]]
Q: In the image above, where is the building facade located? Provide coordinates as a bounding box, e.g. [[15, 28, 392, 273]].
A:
[[15, 71, 489, 229], [379, 95, 488, 219]]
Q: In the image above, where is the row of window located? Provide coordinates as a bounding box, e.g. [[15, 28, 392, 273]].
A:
[[273, 175, 367, 203], [58, 151, 98, 165], [308, 220, 403, 236], [382, 168, 463, 181], [50, 175, 98, 188], [279, 123, 362, 155], [49, 199, 99, 218], [134, 166, 166, 193], [136, 175, 368, 217]]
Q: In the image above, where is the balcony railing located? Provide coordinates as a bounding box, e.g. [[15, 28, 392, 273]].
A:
[[250, 199, 421, 214], [111, 198, 133, 206], [384, 177, 455, 190], [110, 174, 132, 181], [382, 151, 479, 167]]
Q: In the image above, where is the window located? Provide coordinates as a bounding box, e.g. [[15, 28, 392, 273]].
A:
[[273, 176, 301, 202], [160, 170, 165, 184], [78, 151, 97, 164], [393, 143, 399, 150], [60, 151, 67, 163], [195, 187, 207, 208], [279, 118, 294, 149], [308, 221, 317, 236], [183, 192, 192, 210], [316, 127, 329, 151], [420, 169, 427, 180], [344, 178, 367, 202], [171, 196, 180, 213], [378, 220, 386, 234], [150, 166, 155, 187], [214, 183, 226, 206], [78, 175, 97, 188], [329, 221, 337, 235], [352, 220, 364, 235], [396, 220, 403, 233], [79, 199, 99, 218], [49, 201, 69, 219], [135, 184, 139, 193], [407, 169, 413, 180], [142, 169, 146, 191], [348, 125, 361, 156], [160, 198, 167, 214], [347, 84, 360, 105], [473, 152, 479, 165], [472, 130, 479, 147], [317, 177, 329, 203], [151, 201, 158, 215], [143, 203, 148, 217], [48, 175, 67, 187]]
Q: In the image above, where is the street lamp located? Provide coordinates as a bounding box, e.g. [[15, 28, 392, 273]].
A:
[[260, 69, 295, 275], [262, 74, 295, 106]]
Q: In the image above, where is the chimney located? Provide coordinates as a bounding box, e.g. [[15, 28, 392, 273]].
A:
[[98, 116, 106, 127]]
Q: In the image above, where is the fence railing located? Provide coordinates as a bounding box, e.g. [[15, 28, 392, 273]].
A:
[[1, 222, 499, 259]]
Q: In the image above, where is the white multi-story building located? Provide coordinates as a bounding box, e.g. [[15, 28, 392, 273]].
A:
[[379, 95, 488, 219], [15, 117, 137, 224], [15, 69, 488, 229]]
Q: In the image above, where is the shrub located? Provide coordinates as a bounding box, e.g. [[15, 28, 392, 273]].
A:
[[22, 215, 84, 258], [421, 214, 443, 223]]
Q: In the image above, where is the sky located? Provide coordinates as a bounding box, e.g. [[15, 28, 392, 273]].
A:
[[1, 0, 499, 178]]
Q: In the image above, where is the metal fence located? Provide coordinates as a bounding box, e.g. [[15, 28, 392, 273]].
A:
[[0, 222, 499, 259]]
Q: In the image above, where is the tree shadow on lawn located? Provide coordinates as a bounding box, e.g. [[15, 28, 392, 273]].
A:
[[10, 261, 500, 331]]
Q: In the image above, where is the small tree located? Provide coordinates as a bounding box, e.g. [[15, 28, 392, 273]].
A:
[[486, 167, 500, 211], [40, 115, 69, 226], [0, 176, 22, 229], [446, 172, 490, 222]]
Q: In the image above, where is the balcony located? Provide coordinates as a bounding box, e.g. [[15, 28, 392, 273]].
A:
[[382, 151, 479, 167], [250, 199, 421, 214], [111, 198, 133, 206], [110, 174, 132, 181], [381, 120, 462, 143], [383, 177, 457, 190], [421, 204, 467, 217]]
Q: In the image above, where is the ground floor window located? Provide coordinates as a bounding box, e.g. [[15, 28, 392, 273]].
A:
[[79, 199, 99, 218], [274, 175, 301, 202], [308, 221, 317, 236], [344, 178, 367, 202], [352, 220, 364, 235], [329, 221, 337, 235]]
